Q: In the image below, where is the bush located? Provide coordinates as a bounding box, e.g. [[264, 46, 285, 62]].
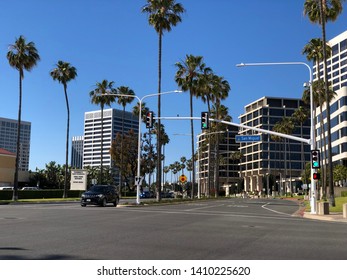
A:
[[341, 191, 347, 197], [0, 189, 84, 200]]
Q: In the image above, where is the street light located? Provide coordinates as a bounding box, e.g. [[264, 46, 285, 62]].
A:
[[237, 62, 317, 214], [97, 89, 182, 204]]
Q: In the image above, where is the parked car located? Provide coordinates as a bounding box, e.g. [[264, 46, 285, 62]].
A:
[[81, 185, 119, 207], [161, 191, 175, 198], [21, 187, 39, 190], [140, 191, 155, 198], [0, 186, 13, 190]]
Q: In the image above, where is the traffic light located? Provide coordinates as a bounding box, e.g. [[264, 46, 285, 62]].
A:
[[313, 172, 320, 180], [201, 111, 209, 130], [146, 111, 153, 128], [311, 149, 320, 169]]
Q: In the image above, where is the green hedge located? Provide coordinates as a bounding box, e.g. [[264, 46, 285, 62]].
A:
[[0, 190, 84, 200], [341, 191, 347, 197]]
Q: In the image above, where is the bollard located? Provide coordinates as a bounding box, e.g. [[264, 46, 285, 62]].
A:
[[343, 203, 347, 219], [318, 201, 329, 215]]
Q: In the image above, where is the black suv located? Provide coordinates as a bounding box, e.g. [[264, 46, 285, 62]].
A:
[[81, 185, 119, 207]]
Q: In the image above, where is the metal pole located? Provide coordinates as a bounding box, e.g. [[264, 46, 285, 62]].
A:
[[98, 90, 182, 205], [236, 62, 317, 213]]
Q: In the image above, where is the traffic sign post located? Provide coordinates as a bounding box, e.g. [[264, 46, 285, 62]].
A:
[[235, 135, 261, 142], [179, 174, 187, 183]]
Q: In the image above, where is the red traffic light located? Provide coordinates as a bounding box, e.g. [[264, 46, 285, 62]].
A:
[[313, 172, 320, 180]]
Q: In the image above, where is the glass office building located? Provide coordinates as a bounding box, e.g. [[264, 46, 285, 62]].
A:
[[0, 117, 31, 171], [238, 97, 311, 194]]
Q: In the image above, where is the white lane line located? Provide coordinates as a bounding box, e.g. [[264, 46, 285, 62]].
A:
[[183, 204, 225, 211], [261, 203, 292, 216]]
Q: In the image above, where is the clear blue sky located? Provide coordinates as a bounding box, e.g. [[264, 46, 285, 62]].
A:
[[0, 0, 346, 171]]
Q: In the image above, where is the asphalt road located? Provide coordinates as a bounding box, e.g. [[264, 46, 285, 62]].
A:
[[1, 198, 347, 260]]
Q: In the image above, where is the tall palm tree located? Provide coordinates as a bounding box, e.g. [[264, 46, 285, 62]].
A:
[[291, 106, 310, 171], [89, 80, 116, 184], [142, 0, 185, 201], [50, 61, 77, 198], [304, 0, 344, 206], [117, 86, 135, 191], [201, 73, 230, 197], [175, 54, 208, 198], [302, 38, 332, 197], [210, 103, 231, 197], [7, 35, 40, 201]]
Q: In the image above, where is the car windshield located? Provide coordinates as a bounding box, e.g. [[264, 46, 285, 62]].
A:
[[89, 185, 107, 192]]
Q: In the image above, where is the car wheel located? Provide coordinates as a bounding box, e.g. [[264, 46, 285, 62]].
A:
[[101, 198, 107, 207], [81, 204, 86, 207], [113, 198, 119, 207]]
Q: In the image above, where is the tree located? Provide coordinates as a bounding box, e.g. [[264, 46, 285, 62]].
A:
[[302, 37, 332, 199], [291, 106, 310, 171], [89, 80, 116, 184], [142, 0, 185, 201], [110, 130, 138, 189], [117, 86, 135, 191], [210, 103, 231, 197], [175, 54, 208, 198], [50, 61, 77, 198], [304, 0, 345, 206], [7, 35, 40, 201]]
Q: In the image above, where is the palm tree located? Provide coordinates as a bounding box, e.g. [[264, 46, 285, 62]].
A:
[[89, 80, 116, 184], [198, 72, 230, 196], [304, 0, 344, 206], [7, 35, 40, 201], [291, 106, 310, 171], [210, 103, 231, 197], [175, 54, 208, 198], [117, 86, 135, 191], [302, 38, 332, 198], [303, 80, 337, 199], [50, 61, 77, 198], [132, 101, 150, 123], [142, 0, 185, 201]]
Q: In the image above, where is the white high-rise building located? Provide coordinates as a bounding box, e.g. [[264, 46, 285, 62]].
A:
[[314, 30, 347, 167], [82, 108, 138, 171]]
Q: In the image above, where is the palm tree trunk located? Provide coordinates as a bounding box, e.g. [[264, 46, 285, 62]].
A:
[[119, 106, 125, 194], [207, 97, 212, 197], [190, 91, 195, 199], [100, 104, 104, 185], [319, 0, 335, 206], [13, 72, 22, 201], [156, 30, 162, 201], [63, 85, 70, 198]]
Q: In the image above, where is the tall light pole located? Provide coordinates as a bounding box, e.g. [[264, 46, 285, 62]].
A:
[[99, 90, 181, 204], [236, 62, 317, 214]]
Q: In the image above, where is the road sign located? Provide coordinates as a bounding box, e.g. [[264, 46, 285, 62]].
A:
[[135, 176, 143, 186], [235, 135, 261, 142], [179, 174, 187, 183]]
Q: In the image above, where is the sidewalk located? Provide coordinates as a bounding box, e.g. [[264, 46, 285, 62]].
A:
[[303, 211, 347, 223]]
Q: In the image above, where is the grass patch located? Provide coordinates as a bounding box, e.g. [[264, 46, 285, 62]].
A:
[[303, 196, 347, 213]]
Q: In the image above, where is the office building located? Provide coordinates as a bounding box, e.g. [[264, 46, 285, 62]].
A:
[[71, 136, 84, 169], [0, 148, 15, 186], [313, 30, 347, 168], [0, 117, 31, 171], [82, 108, 138, 183], [197, 123, 240, 196], [238, 97, 311, 194]]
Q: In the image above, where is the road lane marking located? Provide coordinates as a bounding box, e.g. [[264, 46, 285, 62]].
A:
[[261, 203, 293, 216]]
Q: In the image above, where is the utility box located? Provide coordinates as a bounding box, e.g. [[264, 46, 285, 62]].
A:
[[318, 201, 329, 215]]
